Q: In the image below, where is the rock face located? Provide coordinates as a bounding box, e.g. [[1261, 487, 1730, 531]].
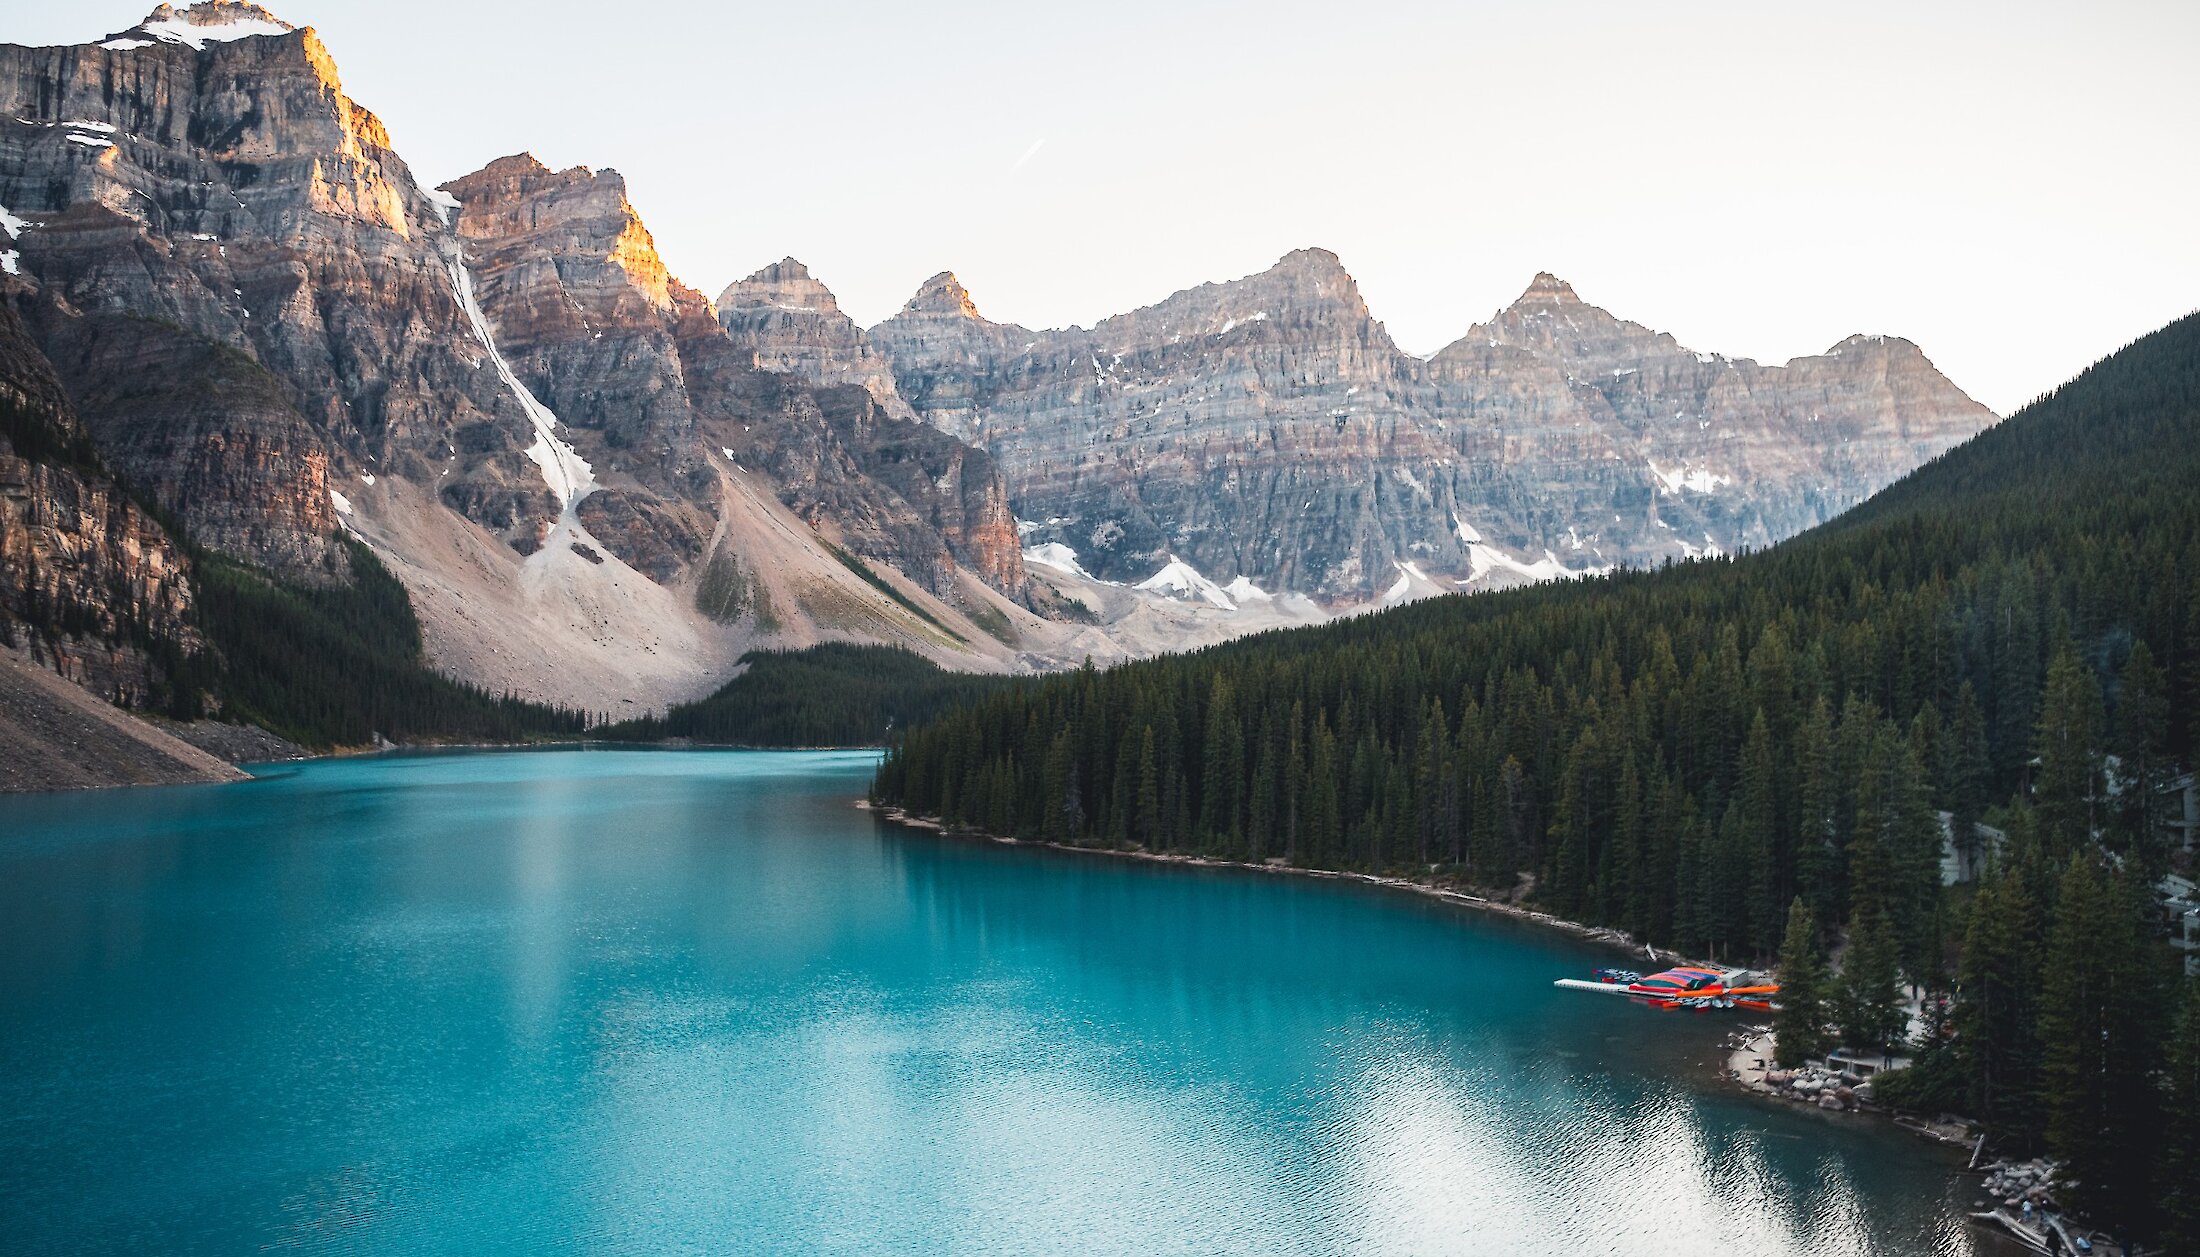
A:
[[0, 4, 1041, 711], [439, 155, 1029, 601], [866, 255, 1999, 599], [716, 258, 914, 420], [0, 1, 2001, 708], [1423, 273, 1996, 570], [0, 300, 198, 708], [0, 2, 485, 577]]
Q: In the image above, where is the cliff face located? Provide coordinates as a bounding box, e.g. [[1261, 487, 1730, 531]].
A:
[[872, 249, 1465, 596], [716, 258, 915, 420], [867, 256, 1998, 599], [0, 299, 197, 707], [0, 3, 544, 575], [439, 155, 1028, 600], [0, 4, 1042, 711], [1422, 273, 1999, 564]]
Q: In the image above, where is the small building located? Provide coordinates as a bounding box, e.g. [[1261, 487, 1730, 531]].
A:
[[2163, 872, 2200, 978], [2163, 771, 2197, 855], [1937, 812, 2006, 886], [1824, 1048, 1906, 1078]]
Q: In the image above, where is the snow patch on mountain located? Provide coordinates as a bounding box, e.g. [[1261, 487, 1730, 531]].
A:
[[1384, 560, 1436, 605], [1136, 555, 1236, 609], [415, 177, 461, 225], [1022, 542, 1095, 581], [119, 5, 296, 50], [1647, 458, 1730, 495], [446, 259, 594, 512], [1455, 517, 1610, 587], [1223, 575, 1270, 603]]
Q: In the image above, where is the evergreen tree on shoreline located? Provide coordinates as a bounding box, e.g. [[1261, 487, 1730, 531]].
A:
[[1832, 909, 1907, 1054], [2162, 979, 2200, 1256], [1773, 898, 1830, 1067], [2039, 857, 2167, 1229], [1951, 870, 2043, 1138]]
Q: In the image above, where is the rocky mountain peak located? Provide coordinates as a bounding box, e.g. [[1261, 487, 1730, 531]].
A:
[[1450, 271, 1667, 366], [103, 2, 297, 50], [1515, 271, 1583, 306], [474, 152, 552, 180], [1248, 247, 1368, 310], [904, 272, 986, 321], [445, 155, 672, 315], [1270, 246, 1353, 281], [718, 257, 842, 316], [1823, 332, 1916, 357]]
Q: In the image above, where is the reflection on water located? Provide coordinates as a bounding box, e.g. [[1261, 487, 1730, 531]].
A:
[[0, 749, 1976, 1255]]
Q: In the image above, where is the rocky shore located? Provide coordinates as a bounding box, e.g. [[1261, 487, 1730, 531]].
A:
[[0, 649, 245, 792]]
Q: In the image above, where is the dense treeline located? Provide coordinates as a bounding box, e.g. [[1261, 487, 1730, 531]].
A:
[[181, 539, 589, 748], [875, 313, 2200, 1241], [5, 332, 586, 749], [602, 643, 1013, 747]]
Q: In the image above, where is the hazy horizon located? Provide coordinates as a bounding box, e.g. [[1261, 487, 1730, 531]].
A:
[[14, 0, 2200, 413]]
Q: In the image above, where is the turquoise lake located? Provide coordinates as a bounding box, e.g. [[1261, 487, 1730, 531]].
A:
[[0, 749, 1986, 1254]]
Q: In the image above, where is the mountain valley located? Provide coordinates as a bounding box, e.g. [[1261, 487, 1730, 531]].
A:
[[1, 1, 1997, 741]]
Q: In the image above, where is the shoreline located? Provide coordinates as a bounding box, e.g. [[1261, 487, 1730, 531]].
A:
[[865, 800, 2018, 1192], [858, 801, 1692, 965]]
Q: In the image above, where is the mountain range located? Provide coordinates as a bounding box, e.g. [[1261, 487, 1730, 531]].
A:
[[752, 254, 1993, 602], [1, 2, 1996, 734]]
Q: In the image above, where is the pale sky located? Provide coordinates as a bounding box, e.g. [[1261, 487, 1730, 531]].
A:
[[18, 0, 2200, 413]]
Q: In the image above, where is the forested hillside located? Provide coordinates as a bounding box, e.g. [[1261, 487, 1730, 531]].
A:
[[182, 539, 591, 748], [600, 644, 1011, 747], [872, 312, 2200, 1242]]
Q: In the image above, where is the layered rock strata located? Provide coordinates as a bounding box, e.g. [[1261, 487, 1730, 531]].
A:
[[0, 4, 1042, 712], [439, 154, 1028, 601], [716, 258, 915, 420], [0, 299, 198, 707], [866, 255, 1998, 599]]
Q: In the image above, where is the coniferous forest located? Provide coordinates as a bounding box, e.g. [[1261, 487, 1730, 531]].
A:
[[874, 314, 2200, 1242], [598, 643, 1012, 747], [179, 539, 591, 748]]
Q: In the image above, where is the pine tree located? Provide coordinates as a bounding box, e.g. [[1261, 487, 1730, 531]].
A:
[[1610, 753, 1646, 937], [1773, 898, 1831, 1067], [1942, 682, 1993, 879], [1671, 798, 1708, 954], [1833, 908, 1906, 1054], [1547, 727, 1596, 916], [1738, 711, 1782, 955], [1198, 674, 1243, 848], [1794, 696, 1840, 923], [2161, 978, 2200, 1257], [1951, 870, 2042, 1136], [2112, 641, 2172, 880], [2038, 857, 2165, 1230], [1415, 698, 1450, 868], [1247, 735, 1279, 860], [2033, 643, 2104, 861], [1884, 729, 1947, 985], [1108, 728, 1138, 846], [1134, 725, 1161, 848], [1043, 723, 1080, 843]]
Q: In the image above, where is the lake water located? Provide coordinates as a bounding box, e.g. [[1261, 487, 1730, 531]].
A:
[[0, 749, 1985, 1255]]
